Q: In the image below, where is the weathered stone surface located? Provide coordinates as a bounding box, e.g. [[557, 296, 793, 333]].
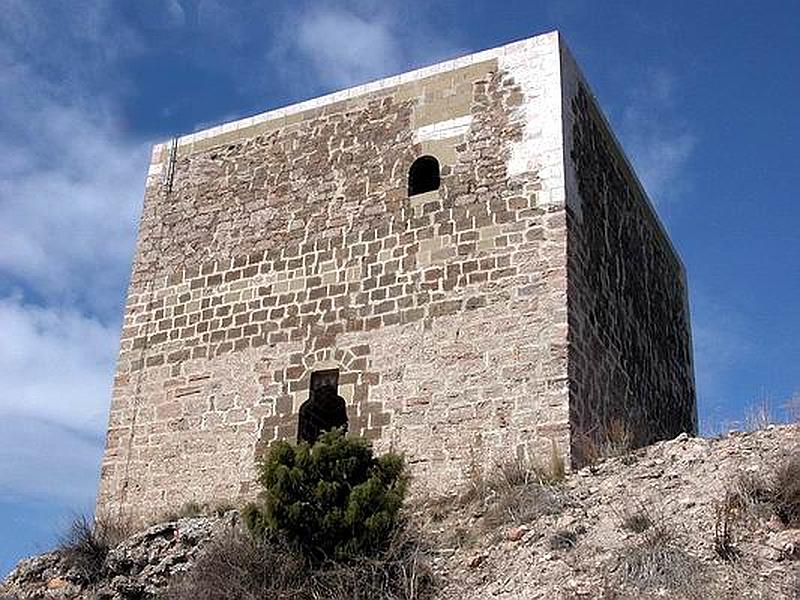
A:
[[2, 514, 234, 600], [564, 82, 696, 462], [96, 31, 695, 523]]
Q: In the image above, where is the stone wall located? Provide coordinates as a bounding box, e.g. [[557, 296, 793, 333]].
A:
[[561, 46, 696, 463], [97, 34, 572, 521], [97, 32, 696, 519]]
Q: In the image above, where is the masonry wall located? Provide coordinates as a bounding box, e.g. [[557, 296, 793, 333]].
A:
[[560, 45, 697, 464], [97, 33, 572, 521]]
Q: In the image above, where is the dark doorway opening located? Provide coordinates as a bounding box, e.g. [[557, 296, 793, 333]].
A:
[[408, 155, 440, 196], [297, 369, 347, 444]]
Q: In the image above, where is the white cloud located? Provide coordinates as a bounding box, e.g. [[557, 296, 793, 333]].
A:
[[0, 59, 149, 316], [0, 296, 115, 506], [270, 4, 463, 92], [0, 1, 141, 86], [0, 296, 118, 435], [618, 69, 696, 205], [165, 0, 187, 28], [296, 10, 403, 88]]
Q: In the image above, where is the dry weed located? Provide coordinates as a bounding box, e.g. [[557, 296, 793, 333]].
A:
[[57, 514, 130, 583], [574, 419, 637, 466], [620, 508, 653, 534], [773, 453, 800, 527], [615, 520, 704, 599], [162, 529, 305, 600], [159, 501, 204, 523], [163, 525, 436, 600], [744, 397, 775, 432], [469, 455, 565, 534], [784, 392, 800, 423], [713, 492, 741, 562]]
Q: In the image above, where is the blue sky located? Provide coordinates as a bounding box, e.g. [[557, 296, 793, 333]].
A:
[[1, 0, 798, 576]]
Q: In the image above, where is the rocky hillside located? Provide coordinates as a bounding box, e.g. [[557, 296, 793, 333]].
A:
[[3, 425, 799, 600]]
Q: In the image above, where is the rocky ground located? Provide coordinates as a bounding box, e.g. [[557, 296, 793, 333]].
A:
[[1, 514, 233, 600], [434, 424, 800, 599], [3, 424, 799, 599]]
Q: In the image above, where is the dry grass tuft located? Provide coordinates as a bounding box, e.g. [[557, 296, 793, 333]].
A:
[[160, 501, 204, 523], [772, 453, 800, 527], [615, 519, 704, 599], [57, 514, 130, 583], [465, 455, 565, 535], [729, 454, 800, 529], [163, 525, 436, 600], [574, 419, 638, 466], [784, 392, 800, 423], [162, 529, 305, 600], [549, 529, 578, 551], [157, 500, 237, 524], [620, 509, 653, 534], [421, 451, 566, 549], [744, 397, 775, 432], [713, 492, 741, 562]]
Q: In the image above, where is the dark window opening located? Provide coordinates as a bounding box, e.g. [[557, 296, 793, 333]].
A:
[[408, 155, 440, 196], [297, 369, 347, 444]]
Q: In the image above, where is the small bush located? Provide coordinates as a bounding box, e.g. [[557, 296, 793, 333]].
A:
[[243, 428, 407, 560], [57, 515, 129, 583], [620, 509, 653, 534], [309, 527, 435, 600], [549, 529, 578, 550], [163, 530, 306, 600], [616, 521, 703, 598], [772, 453, 800, 527]]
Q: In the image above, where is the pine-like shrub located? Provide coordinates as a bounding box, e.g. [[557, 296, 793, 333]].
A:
[[243, 428, 407, 560]]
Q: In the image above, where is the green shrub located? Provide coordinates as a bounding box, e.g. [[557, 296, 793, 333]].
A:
[[243, 428, 407, 560]]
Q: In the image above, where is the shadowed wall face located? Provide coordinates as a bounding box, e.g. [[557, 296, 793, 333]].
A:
[[563, 81, 696, 463]]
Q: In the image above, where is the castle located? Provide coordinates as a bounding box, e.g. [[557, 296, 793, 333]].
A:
[[97, 31, 696, 520]]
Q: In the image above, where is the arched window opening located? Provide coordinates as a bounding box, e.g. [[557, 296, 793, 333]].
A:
[[408, 155, 440, 196], [297, 369, 347, 444]]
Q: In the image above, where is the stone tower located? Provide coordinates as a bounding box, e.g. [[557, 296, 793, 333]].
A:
[[97, 31, 696, 521]]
